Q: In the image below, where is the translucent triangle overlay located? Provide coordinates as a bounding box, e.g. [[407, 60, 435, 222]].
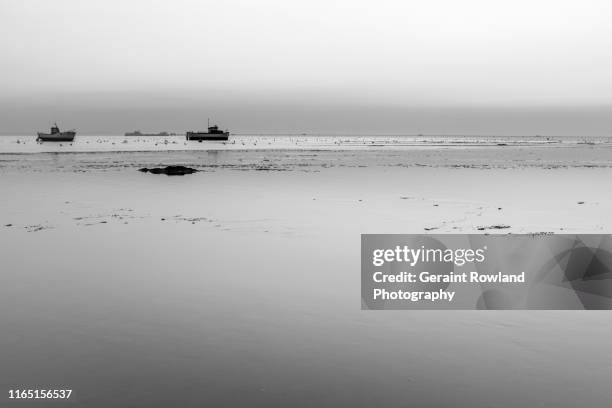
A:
[[527, 236, 612, 309]]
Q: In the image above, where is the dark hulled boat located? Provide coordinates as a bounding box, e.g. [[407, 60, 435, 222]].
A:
[[37, 123, 76, 142], [125, 130, 170, 136], [186, 120, 229, 141]]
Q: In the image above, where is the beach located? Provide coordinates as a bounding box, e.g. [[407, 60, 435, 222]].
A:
[[2, 137, 612, 407]]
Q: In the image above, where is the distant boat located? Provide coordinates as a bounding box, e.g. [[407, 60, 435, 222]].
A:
[[37, 123, 76, 142], [125, 130, 170, 136], [186, 119, 229, 141]]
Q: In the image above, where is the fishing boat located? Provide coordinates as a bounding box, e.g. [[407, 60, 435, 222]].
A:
[[186, 119, 229, 141], [124, 130, 170, 136], [37, 123, 76, 142]]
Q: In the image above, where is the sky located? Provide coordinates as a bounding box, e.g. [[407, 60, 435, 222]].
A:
[[2, 0, 612, 134]]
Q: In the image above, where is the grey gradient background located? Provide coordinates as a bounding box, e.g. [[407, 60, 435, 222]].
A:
[[3, 0, 612, 134]]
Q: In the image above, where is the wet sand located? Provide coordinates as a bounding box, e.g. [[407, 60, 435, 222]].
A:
[[1, 143, 612, 407]]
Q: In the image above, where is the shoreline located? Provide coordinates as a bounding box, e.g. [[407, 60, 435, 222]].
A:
[[2, 145, 612, 175], [0, 134, 610, 155]]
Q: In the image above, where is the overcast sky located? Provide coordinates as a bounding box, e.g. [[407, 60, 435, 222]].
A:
[[2, 0, 612, 133]]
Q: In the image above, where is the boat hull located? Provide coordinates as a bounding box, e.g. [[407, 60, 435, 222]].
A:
[[37, 131, 76, 142], [125, 132, 169, 136], [186, 132, 229, 141]]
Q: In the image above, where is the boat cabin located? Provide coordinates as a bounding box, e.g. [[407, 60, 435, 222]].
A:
[[208, 125, 224, 134]]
